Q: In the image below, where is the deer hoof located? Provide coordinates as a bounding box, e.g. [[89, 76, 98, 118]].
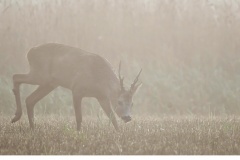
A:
[[11, 113, 22, 123]]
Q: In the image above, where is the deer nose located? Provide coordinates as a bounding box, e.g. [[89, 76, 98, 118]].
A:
[[122, 116, 132, 123]]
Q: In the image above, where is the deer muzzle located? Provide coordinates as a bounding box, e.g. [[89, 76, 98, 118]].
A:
[[122, 116, 132, 123]]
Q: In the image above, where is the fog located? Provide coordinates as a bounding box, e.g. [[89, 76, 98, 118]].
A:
[[1, 0, 240, 116]]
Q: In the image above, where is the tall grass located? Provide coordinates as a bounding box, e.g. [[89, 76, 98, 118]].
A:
[[0, 0, 240, 116]]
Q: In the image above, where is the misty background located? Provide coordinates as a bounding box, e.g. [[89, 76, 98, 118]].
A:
[[0, 0, 240, 117]]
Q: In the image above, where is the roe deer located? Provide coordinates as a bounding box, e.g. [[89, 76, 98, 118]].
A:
[[11, 43, 142, 131]]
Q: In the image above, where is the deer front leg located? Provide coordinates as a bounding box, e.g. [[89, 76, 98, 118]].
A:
[[72, 92, 83, 131], [97, 97, 119, 131]]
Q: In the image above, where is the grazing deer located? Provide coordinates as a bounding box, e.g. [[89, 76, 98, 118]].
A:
[[11, 43, 142, 131]]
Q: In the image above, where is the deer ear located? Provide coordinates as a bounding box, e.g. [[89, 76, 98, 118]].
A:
[[131, 83, 142, 95]]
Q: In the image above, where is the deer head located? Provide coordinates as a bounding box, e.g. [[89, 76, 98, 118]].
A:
[[114, 62, 142, 123]]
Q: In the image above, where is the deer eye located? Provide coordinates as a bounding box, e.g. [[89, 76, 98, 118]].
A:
[[118, 101, 123, 106]]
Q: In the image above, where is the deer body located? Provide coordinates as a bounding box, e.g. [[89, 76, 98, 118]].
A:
[[12, 43, 142, 131]]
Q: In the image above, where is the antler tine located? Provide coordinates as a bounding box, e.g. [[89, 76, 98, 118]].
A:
[[118, 61, 125, 91], [131, 68, 142, 89]]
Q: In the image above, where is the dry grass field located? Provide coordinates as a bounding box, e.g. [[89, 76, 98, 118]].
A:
[[1, 115, 240, 155]]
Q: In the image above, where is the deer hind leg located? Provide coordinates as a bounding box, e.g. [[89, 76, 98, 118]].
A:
[[12, 72, 52, 123], [25, 85, 56, 129], [97, 97, 119, 131], [12, 73, 40, 123]]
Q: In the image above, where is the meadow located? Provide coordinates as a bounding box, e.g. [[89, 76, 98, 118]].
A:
[[1, 115, 240, 155]]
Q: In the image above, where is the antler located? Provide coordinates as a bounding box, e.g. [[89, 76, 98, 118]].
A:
[[118, 61, 125, 91], [130, 69, 142, 91]]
